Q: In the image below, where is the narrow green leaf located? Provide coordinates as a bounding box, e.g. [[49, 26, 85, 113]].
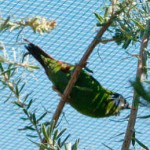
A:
[[0, 16, 10, 31], [26, 134, 38, 138], [15, 85, 19, 97], [123, 39, 131, 49], [109, 132, 125, 140], [28, 112, 32, 121], [102, 143, 114, 150], [32, 113, 37, 125], [14, 101, 24, 108], [27, 99, 33, 110], [18, 126, 35, 131], [19, 83, 26, 93], [28, 138, 47, 149], [138, 115, 150, 119], [58, 138, 61, 148], [131, 19, 145, 30], [10, 66, 16, 77], [0, 67, 16, 76], [94, 13, 104, 23], [56, 128, 67, 140], [0, 79, 7, 87], [119, 27, 134, 40], [43, 121, 51, 127], [104, 6, 109, 18], [132, 130, 135, 146], [72, 139, 79, 150], [20, 117, 28, 121], [116, 139, 124, 142], [42, 125, 49, 142], [0, 63, 4, 72], [28, 65, 40, 69], [37, 112, 47, 122], [23, 108, 28, 115], [16, 78, 22, 85], [6, 64, 13, 79], [23, 92, 32, 102], [53, 130, 58, 144], [131, 78, 150, 103], [134, 138, 149, 150], [60, 134, 71, 148], [4, 93, 13, 103], [48, 121, 55, 138]]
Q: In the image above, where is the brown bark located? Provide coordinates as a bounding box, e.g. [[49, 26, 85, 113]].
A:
[[122, 20, 150, 150], [52, 5, 129, 126]]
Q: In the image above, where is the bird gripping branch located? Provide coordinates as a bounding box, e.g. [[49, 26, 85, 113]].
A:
[[25, 39, 130, 118]]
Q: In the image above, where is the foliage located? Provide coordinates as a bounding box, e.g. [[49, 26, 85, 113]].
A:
[[0, 0, 150, 149], [132, 130, 149, 150], [95, 0, 150, 49], [95, 1, 150, 149], [0, 53, 79, 149], [0, 16, 78, 149], [0, 16, 56, 34], [0, 40, 40, 101], [131, 78, 150, 104], [15, 101, 79, 150]]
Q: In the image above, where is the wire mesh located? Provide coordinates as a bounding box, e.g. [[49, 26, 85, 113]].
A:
[[0, 0, 150, 150]]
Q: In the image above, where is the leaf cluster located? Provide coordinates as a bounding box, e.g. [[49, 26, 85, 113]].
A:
[[131, 78, 150, 104], [15, 100, 79, 150], [0, 47, 79, 150], [132, 130, 149, 150], [0, 16, 56, 34], [95, 0, 150, 49]]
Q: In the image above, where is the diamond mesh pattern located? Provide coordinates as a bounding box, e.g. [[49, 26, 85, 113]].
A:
[[0, 0, 150, 150]]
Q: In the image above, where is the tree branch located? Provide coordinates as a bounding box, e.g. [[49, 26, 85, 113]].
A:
[[52, 4, 130, 126], [122, 19, 150, 150]]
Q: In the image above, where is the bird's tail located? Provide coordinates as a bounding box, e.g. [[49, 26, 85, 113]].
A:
[[24, 39, 54, 68]]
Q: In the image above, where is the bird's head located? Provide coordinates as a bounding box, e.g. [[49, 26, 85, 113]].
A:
[[111, 93, 131, 110]]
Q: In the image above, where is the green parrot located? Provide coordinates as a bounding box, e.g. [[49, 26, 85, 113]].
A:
[[25, 40, 130, 118]]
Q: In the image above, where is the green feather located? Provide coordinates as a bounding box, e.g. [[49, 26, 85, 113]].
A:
[[25, 40, 130, 118]]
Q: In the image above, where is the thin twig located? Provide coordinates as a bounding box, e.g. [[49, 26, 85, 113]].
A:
[[122, 19, 150, 150], [52, 2, 130, 127], [24, 109, 43, 142], [112, 0, 118, 15], [98, 38, 120, 44]]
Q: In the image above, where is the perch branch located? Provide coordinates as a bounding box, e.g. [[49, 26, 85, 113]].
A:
[[122, 19, 150, 150], [52, 5, 129, 126]]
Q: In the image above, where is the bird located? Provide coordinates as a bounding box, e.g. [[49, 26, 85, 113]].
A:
[[24, 39, 131, 118]]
